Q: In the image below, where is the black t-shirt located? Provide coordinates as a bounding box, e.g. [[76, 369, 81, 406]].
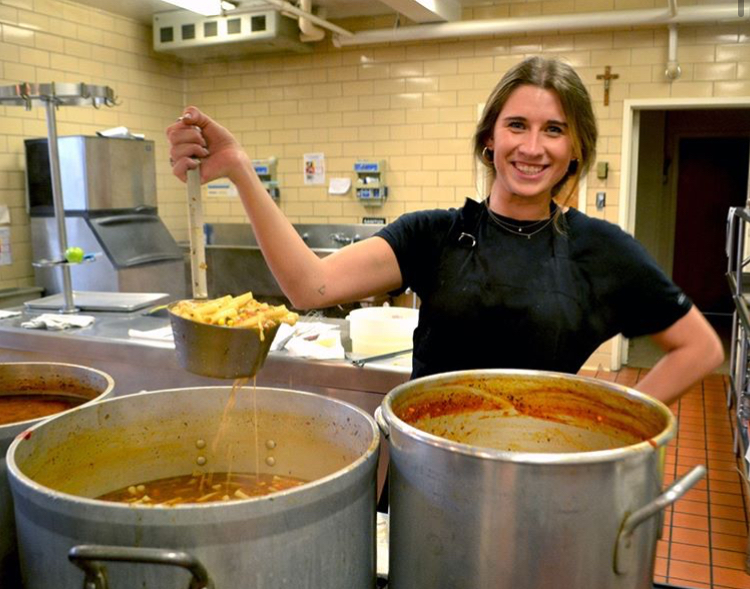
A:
[[376, 198, 692, 379]]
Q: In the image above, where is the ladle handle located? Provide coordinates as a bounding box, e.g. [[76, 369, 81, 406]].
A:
[[187, 166, 208, 300], [69, 544, 214, 589]]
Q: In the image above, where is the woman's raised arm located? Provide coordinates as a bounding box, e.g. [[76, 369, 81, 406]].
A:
[[166, 107, 403, 309]]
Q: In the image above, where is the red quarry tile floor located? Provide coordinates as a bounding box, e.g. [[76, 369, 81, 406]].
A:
[[579, 367, 749, 589]]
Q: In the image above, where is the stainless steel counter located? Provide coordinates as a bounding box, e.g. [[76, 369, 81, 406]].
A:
[[0, 308, 409, 401]]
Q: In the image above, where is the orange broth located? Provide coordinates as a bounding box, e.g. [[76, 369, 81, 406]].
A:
[[97, 472, 307, 505], [0, 394, 87, 426]]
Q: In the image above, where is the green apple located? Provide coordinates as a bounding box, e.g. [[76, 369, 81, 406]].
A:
[[64, 246, 85, 264]]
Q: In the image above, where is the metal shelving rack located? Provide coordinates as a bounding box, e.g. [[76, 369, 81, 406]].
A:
[[0, 82, 117, 313], [725, 206, 750, 574], [726, 208, 750, 444]]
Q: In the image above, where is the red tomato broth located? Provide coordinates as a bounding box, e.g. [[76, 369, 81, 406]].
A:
[[392, 376, 668, 451], [0, 394, 89, 426]]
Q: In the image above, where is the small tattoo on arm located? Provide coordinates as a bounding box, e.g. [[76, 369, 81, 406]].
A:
[[318, 285, 326, 296]]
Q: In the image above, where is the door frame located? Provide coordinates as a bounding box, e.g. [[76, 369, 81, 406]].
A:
[[615, 96, 750, 370]]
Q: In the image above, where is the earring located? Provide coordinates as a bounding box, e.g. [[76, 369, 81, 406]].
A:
[[482, 146, 494, 163], [568, 159, 579, 174]]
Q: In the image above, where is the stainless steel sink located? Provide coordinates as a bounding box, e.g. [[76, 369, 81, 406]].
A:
[[206, 223, 381, 251], [184, 223, 386, 314]]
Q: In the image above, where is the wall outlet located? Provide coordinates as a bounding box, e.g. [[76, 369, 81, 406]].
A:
[[596, 192, 606, 210]]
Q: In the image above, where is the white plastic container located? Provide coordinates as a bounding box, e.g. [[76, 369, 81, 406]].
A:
[[347, 306, 419, 356]]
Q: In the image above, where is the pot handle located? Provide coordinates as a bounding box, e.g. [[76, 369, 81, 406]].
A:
[[614, 465, 706, 575], [374, 406, 390, 439], [68, 545, 215, 589]]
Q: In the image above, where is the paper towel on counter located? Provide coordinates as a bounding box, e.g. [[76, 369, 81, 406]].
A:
[[128, 326, 174, 343], [271, 322, 345, 360], [21, 314, 94, 330]]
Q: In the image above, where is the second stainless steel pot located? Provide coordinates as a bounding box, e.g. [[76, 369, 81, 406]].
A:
[[8, 386, 379, 588], [377, 369, 704, 589]]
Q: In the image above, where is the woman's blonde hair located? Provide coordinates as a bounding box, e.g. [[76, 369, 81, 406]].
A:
[[473, 56, 598, 212]]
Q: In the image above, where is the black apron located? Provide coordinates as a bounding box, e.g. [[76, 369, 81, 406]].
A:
[[410, 199, 589, 379]]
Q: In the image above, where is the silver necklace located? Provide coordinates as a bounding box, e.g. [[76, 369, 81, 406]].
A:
[[484, 202, 555, 240]]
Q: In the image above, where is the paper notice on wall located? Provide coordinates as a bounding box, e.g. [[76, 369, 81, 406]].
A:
[[0, 227, 11, 265], [206, 179, 238, 198], [304, 153, 325, 185], [328, 177, 351, 195]]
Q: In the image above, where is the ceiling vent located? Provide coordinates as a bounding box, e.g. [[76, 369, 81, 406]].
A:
[[153, 9, 310, 61]]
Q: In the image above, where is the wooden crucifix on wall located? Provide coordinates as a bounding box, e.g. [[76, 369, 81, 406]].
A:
[[596, 66, 619, 106]]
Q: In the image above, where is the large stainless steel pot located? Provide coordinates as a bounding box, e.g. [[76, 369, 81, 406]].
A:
[[7, 386, 379, 588], [376, 370, 705, 589], [0, 362, 115, 588]]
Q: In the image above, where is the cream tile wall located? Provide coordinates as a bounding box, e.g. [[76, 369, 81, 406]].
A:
[[1, 0, 748, 369]]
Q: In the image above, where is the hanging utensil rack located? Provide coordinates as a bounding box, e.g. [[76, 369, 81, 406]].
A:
[[0, 82, 118, 313]]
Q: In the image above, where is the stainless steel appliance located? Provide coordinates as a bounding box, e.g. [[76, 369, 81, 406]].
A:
[[25, 136, 186, 303]]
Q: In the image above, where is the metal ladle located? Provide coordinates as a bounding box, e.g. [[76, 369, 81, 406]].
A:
[[169, 167, 279, 379]]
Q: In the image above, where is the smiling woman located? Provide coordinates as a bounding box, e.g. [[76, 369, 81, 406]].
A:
[[166, 55, 723, 405]]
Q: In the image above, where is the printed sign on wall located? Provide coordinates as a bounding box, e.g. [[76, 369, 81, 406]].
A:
[[206, 179, 238, 197], [303, 153, 325, 185]]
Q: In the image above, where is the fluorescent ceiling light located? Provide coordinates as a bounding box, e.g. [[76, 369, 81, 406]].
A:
[[159, 0, 236, 16]]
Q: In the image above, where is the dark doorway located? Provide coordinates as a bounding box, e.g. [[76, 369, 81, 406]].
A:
[[628, 109, 750, 372], [672, 137, 749, 315]]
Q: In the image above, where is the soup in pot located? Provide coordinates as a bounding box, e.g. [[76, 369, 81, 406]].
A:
[[0, 394, 88, 426], [97, 472, 308, 506], [393, 378, 666, 453]]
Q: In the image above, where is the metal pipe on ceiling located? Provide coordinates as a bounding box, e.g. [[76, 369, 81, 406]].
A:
[[665, 24, 682, 80], [298, 0, 325, 41], [332, 3, 746, 47], [257, 0, 353, 37], [222, 0, 352, 37]]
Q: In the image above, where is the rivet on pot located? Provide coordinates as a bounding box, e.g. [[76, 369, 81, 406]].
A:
[[196, 456, 207, 466], [265, 439, 276, 450], [265, 457, 276, 467], [195, 439, 206, 449]]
